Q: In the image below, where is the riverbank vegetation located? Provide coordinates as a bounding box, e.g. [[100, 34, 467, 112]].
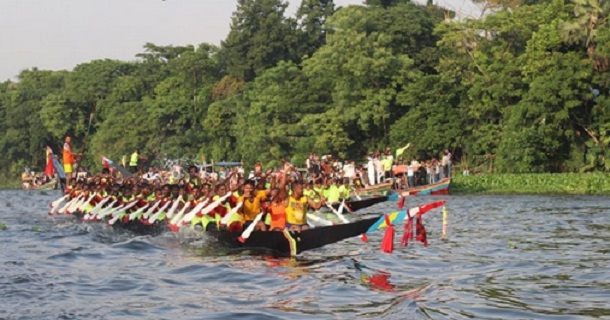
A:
[[1, 0, 609, 181], [451, 173, 610, 195]]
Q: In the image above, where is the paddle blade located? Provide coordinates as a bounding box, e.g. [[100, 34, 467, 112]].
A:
[[168, 223, 180, 233]]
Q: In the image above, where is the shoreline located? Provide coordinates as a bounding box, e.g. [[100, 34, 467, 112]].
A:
[[3, 173, 610, 195], [450, 173, 610, 195]]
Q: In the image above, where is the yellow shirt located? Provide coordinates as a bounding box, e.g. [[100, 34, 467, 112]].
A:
[[239, 193, 266, 221], [285, 196, 308, 225]]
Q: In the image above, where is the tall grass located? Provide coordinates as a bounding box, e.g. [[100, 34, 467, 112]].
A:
[[451, 173, 610, 195]]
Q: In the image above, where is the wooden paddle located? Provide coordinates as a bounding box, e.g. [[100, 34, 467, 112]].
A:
[[180, 191, 233, 226], [169, 201, 192, 227], [165, 196, 183, 219], [147, 201, 172, 224], [128, 202, 151, 221], [84, 197, 111, 220], [49, 195, 68, 210], [220, 201, 243, 226], [326, 200, 350, 224], [238, 212, 264, 243]]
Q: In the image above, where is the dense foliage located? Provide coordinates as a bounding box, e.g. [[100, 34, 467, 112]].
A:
[[451, 173, 610, 194], [1, 0, 609, 178]]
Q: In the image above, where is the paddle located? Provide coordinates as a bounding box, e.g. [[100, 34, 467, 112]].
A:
[[58, 195, 80, 215], [180, 192, 232, 226], [142, 200, 162, 219], [50, 195, 73, 215], [219, 201, 243, 226], [168, 201, 192, 228], [94, 199, 118, 219], [306, 213, 334, 226], [128, 202, 150, 221], [49, 195, 68, 209], [98, 202, 124, 220], [177, 198, 210, 226], [76, 193, 96, 213], [64, 194, 83, 214], [326, 201, 350, 224], [108, 201, 139, 225], [165, 196, 183, 219], [147, 201, 173, 224], [351, 187, 362, 200], [238, 212, 264, 243], [84, 197, 111, 220]]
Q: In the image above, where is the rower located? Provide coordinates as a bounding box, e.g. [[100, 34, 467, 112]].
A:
[[267, 188, 287, 231], [186, 165, 201, 191], [238, 180, 270, 231], [280, 162, 326, 232]]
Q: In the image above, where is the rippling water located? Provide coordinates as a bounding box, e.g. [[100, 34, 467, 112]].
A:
[[0, 190, 609, 319]]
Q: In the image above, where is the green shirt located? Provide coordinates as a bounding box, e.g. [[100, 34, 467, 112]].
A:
[[326, 185, 340, 203]]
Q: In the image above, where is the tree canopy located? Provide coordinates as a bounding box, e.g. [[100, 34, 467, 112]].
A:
[[1, 0, 609, 179]]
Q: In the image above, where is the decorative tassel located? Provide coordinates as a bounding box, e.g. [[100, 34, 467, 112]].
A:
[[398, 195, 406, 209], [381, 214, 394, 253], [401, 215, 414, 247], [361, 234, 368, 242], [415, 212, 428, 247], [442, 206, 447, 240]]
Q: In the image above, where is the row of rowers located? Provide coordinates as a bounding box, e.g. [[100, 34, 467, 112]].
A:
[[65, 166, 353, 232]]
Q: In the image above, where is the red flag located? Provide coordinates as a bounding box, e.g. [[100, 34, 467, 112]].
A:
[[415, 212, 428, 247], [44, 146, 54, 177], [401, 216, 414, 247], [102, 156, 109, 169], [397, 195, 406, 209], [381, 214, 394, 253]]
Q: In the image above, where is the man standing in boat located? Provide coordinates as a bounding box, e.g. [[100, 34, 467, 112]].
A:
[[129, 149, 140, 174], [62, 136, 80, 187]]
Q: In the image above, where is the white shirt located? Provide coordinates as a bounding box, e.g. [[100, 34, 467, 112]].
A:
[[344, 164, 355, 178]]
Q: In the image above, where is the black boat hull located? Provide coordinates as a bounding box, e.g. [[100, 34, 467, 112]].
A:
[[331, 195, 389, 212], [205, 215, 380, 256]]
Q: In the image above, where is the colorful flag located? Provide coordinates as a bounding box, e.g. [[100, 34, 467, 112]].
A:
[[44, 146, 54, 177], [395, 143, 411, 158]]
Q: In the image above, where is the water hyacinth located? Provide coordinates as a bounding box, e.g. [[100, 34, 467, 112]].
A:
[[451, 173, 610, 195]]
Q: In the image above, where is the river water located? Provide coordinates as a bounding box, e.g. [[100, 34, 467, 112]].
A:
[[0, 190, 608, 319]]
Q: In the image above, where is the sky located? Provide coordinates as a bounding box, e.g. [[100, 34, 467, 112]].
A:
[[0, 0, 481, 81]]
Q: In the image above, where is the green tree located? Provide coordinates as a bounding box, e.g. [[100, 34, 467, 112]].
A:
[[220, 0, 297, 81]]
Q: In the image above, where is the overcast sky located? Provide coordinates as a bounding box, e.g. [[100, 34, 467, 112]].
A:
[[0, 0, 481, 81]]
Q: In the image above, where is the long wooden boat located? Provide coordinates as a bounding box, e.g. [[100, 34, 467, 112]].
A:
[[350, 182, 393, 197], [205, 215, 380, 256], [401, 178, 450, 196], [22, 178, 57, 191], [331, 194, 397, 212]]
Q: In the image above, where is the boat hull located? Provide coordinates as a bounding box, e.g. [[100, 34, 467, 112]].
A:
[[401, 178, 450, 196], [205, 215, 380, 256], [350, 182, 393, 197], [332, 195, 389, 212], [22, 179, 58, 191]]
